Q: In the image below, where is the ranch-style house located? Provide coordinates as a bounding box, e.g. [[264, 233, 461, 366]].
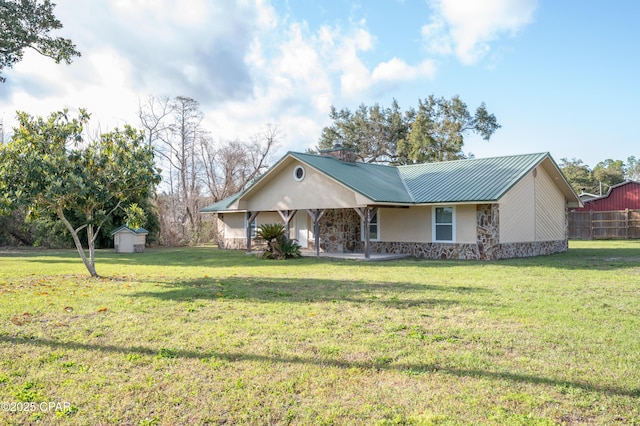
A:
[[201, 147, 581, 260]]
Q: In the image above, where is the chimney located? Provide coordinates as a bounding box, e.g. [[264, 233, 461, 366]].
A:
[[319, 142, 357, 163]]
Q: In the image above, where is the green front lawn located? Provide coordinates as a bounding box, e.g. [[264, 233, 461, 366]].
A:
[[0, 241, 639, 425]]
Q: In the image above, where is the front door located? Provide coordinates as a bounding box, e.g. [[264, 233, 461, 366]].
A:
[[296, 213, 308, 248]]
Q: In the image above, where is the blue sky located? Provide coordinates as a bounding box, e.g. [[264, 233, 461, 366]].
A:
[[1, 0, 638, 168]]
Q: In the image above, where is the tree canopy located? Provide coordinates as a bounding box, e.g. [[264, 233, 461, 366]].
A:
[[560, 156, 638, 195], [0, 110, 161, 277], [318, 96, 500, 164], [0, 0, 80, 82]]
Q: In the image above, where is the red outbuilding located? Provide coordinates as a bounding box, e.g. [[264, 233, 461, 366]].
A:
[[573, 180, 640, 211], [569, 181, 640, 239]]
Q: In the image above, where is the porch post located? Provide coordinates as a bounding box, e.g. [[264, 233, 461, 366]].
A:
[[307, 209, 326, 257], [277, 210, 297, 239], [354, 207, 378, 260], [245, 211, 259, 254]]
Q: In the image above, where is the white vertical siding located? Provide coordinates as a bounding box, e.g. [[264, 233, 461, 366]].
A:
[[500, 167, 566, 243], [499, 172, 536, 243], [535, 166, 566, 241]]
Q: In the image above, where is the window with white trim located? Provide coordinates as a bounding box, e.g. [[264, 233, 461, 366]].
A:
[[433, 206, 455, 242], [361, 210, 380, 241], [245, 218, 257, 238], [293, 165, 305, 181]]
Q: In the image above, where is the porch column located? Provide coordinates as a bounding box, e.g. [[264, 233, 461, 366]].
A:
[[354, 207, 378, 260], [277, 210, 297, 239], [306, 209, 326, 257], [245, 211, 259, 254]]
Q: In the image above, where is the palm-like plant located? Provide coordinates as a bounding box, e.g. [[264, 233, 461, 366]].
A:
[[256, 223, 301, 259]]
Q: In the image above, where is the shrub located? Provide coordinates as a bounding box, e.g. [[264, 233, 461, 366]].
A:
[[256, 223, 301, 260], [256, 223, 286, 242]]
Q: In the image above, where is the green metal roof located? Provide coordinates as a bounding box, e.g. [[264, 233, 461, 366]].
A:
[[200, 191, 244, 213], [200, 151, 559, 212], [110, 225, 149, 236], [289, 152, 413, 203], [398, 152, 549, 203]]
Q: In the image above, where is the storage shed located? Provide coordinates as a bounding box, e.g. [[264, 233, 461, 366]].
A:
[[111, 225, 148, 253]]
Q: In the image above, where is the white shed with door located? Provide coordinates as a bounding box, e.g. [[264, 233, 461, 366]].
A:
[[111, 225, 148, 253]]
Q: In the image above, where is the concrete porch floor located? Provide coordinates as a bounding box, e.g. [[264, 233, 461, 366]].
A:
[[300, 250, 410, 262]]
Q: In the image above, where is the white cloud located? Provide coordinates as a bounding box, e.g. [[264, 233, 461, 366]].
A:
[[372, 58, 437, 84], [422, 0, 538, 64], [0, 0, 443, 154]]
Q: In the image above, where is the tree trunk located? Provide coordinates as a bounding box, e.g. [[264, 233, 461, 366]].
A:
[[56, 208, 98, 277], [87, 223, 96, 271]]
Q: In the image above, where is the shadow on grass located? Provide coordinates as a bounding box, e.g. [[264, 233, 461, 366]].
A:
[[5, 242, 640, 272], [0, 247, 250, 268], [128, 276, 488, 309], [2, 334, 637, 398]]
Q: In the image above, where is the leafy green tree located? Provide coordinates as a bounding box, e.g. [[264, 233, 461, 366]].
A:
[[0, 207, 34, 246], [593, 159, 626, 193], [399, 96, 500, 164], [318, 96, 500, 165], [0, 110, 161, 277], [124, 203, 146, 229], [625, 156, 640, 181], [559, 158, 596, 194], [318, 100, 411, 163], [0, 0, 81, 82]]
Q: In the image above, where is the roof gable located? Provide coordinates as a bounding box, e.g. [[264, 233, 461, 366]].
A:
[[289, 152, 412, 203]]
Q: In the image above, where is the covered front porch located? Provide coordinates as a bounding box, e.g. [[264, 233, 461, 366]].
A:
[[243, 207, 382, 260]]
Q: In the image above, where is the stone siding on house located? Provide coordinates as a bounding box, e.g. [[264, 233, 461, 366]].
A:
[[220, 204, 569, 259], [367, 239, 566, 260], [218, 237, 267, 250], [317, 209, 361, 253], [476, 204, 500, 259]]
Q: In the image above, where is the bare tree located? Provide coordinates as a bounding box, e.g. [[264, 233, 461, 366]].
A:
[[138, 95, 173, 148], [201, 123, 279, 201], [138, 96, 204, 243], [138, 95, 279, 245]]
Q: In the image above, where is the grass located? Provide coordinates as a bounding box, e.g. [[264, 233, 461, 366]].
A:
[[0, 241, 639, 425]]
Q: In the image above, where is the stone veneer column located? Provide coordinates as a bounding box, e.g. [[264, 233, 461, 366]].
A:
[[476, 204, 500, 260], [317, 209, 361, 253]]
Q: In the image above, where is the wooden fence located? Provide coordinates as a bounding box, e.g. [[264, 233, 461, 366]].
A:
[[568, 209, 640, 240]]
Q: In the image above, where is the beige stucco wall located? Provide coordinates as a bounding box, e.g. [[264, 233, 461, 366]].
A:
[[222, 213, 246, 239], [500, 167, 566, 243], [456, 205, 478, 243], [222, 211, 284, 239], [376, 204, 476, 243], [243, 160, 368, 211], [378, 207, 430, 242]]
